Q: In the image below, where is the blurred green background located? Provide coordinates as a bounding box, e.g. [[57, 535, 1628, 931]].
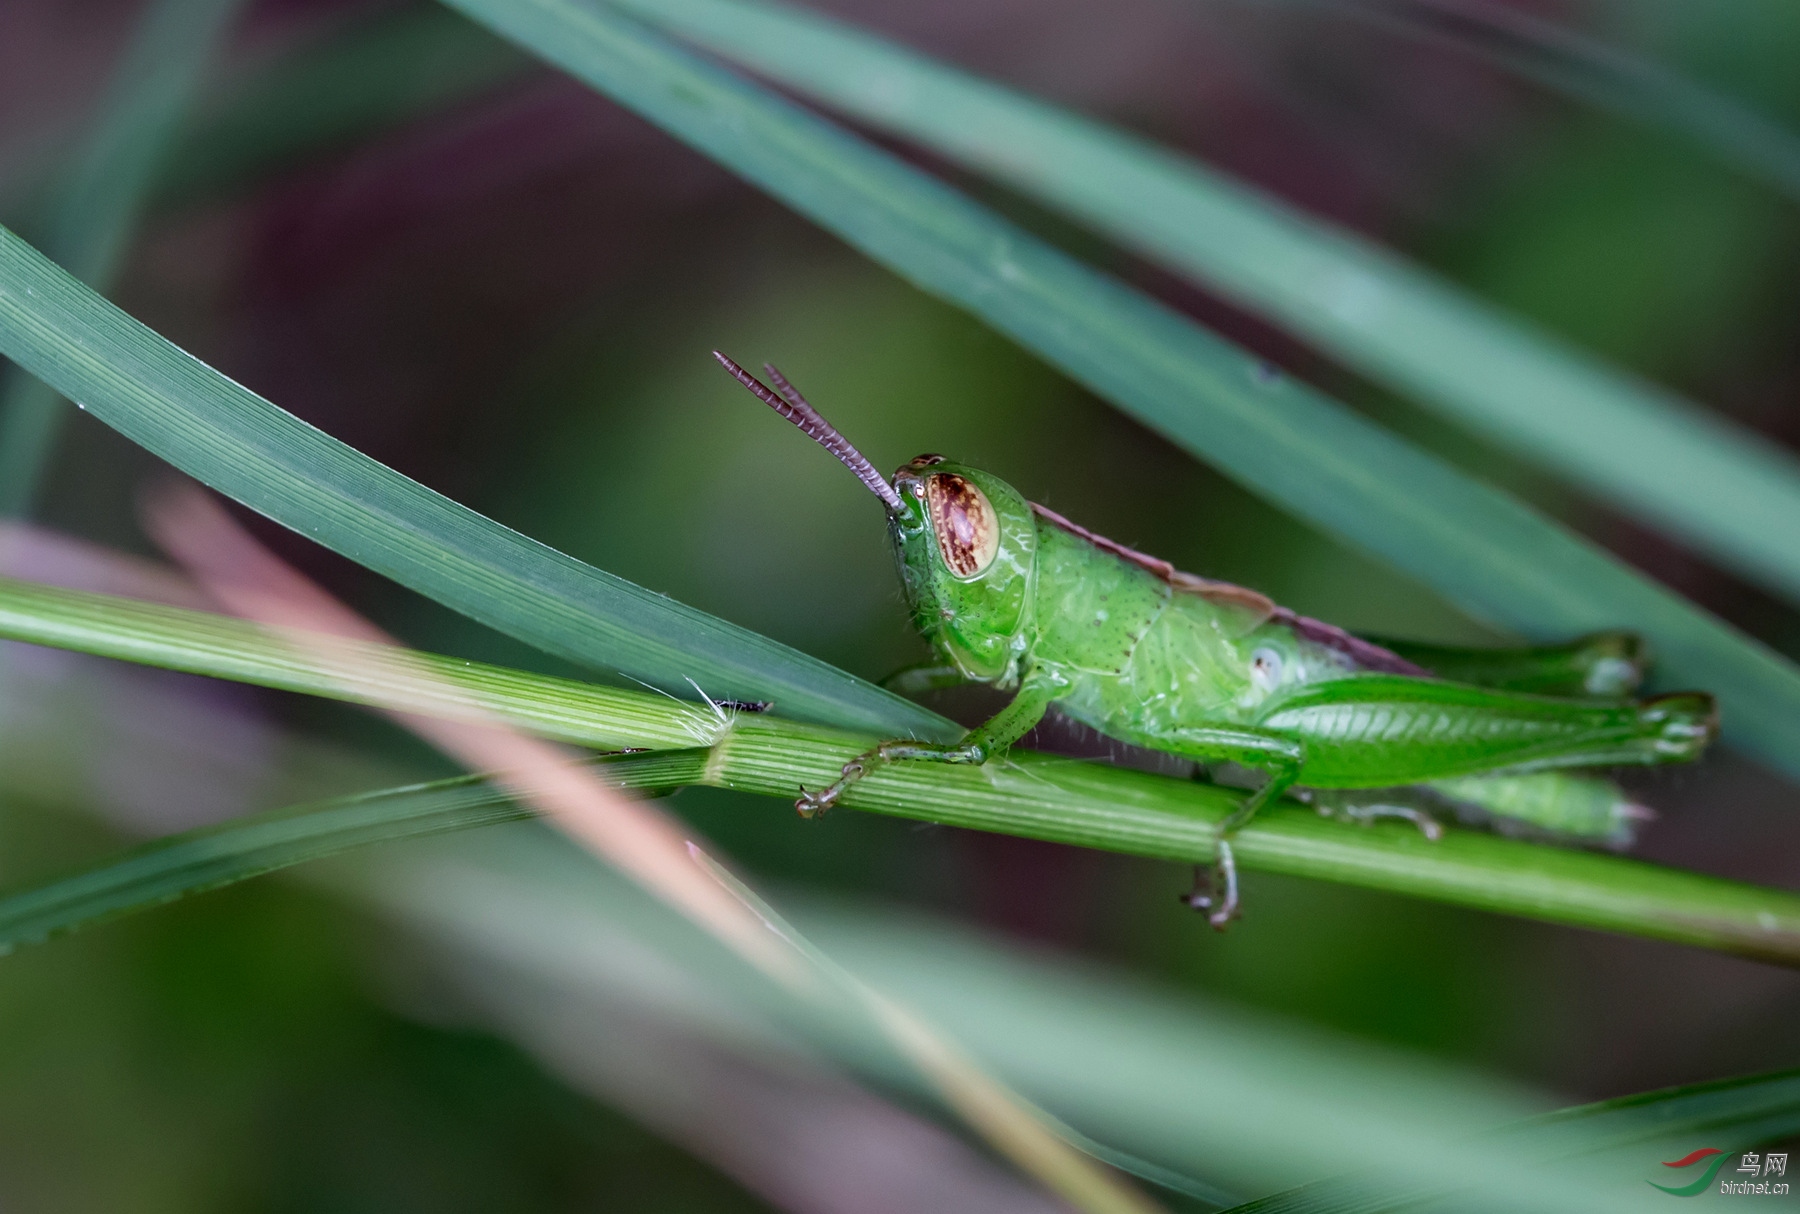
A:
[[1, 0, 1798, 1208]]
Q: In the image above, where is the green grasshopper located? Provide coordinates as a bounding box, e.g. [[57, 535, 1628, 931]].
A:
[[715, 354, 1718, 926]]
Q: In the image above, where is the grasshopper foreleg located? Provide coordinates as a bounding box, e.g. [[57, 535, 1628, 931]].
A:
[[796, 677, 1058, 817]]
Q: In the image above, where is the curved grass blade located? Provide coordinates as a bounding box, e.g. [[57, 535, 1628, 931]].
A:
[[1278, 0, 1800, 203], [0, 228, 952, 741], [0, 572, 741, 753], [616, 0, 1800, 613], [0, 0, 245, 518], [0, 751, 703, 953], [429, 0, 1800, 779], [4, 574, 1799, 965], [1225, 1068, 1800, 1212]]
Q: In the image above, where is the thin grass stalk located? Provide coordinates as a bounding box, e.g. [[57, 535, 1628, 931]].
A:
[[0, 572, 1795, 963]]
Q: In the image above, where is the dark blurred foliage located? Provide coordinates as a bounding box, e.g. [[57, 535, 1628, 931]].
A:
[[2, 0, 1799, 1208]]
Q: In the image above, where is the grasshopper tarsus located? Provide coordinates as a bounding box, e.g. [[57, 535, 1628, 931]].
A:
[[1178, 848, 1242, 930]]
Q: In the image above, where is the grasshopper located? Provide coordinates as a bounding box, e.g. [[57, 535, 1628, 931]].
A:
[[715, 354, 1718, 926]]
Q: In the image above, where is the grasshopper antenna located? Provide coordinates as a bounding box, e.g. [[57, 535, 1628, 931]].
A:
[[713, 351, 903, 512]]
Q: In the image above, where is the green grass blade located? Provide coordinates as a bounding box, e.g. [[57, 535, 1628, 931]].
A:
[[0, 0, 245, 518], [618, 0, 1800, 613], [0, 574, 735, 752], [4, 574, 1799, 964], [1289, 0, 1800, 202], [1225, 1068, 1800, 1212], [0, 752, 706, 953], [155, 4, 533, 208], [429, 0, 1800, 779], [0, 227, 951, 740]]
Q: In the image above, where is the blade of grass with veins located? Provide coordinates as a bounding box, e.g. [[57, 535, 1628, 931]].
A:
[[1, 572, 1797, 964]]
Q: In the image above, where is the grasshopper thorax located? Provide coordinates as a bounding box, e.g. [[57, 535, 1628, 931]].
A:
[[891, 456, 1036, 685]]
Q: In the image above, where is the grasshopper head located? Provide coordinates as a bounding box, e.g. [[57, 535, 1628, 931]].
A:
[[890, 456, 1036, 684], [714, 352, 1035, 685]]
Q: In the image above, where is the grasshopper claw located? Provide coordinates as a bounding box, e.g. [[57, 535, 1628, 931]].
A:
[[1178, 865, 1213, 912]]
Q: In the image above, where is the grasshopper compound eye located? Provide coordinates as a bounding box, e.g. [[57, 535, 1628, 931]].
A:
[[925, 473, 999, 578]]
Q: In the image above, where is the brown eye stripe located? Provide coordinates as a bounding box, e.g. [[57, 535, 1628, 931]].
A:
[[926, 473, 999, 577]]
